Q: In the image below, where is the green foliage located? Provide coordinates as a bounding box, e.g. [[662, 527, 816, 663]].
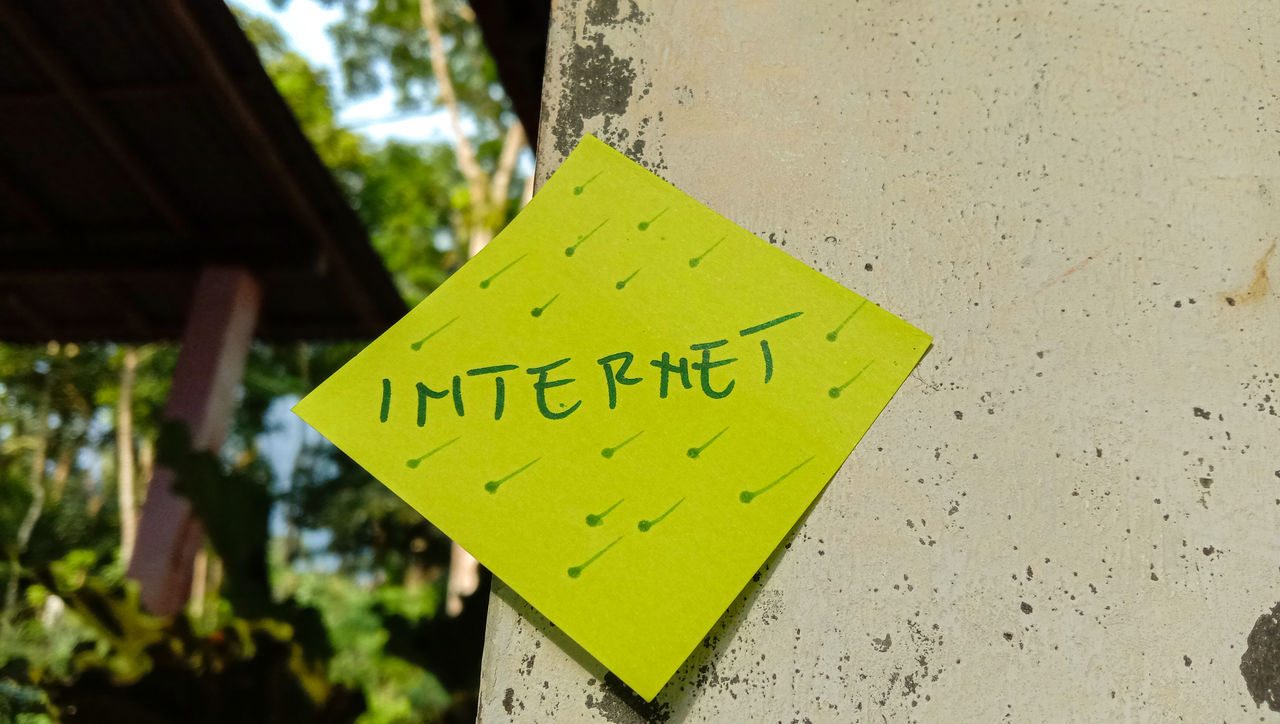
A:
[[289, 436, 454, 583], [26, 564, 365, 724], [286, 573, 449, 724], [0, 343, 160, 574], [358, 142, 462, 303], [301, 0, 508, 139], [238, 7, 462, 305], [267, 0, 529, 288], [1, 428, 366, 723], [91, 345, 176, 435], [0, 551, 109, 698], [158, 422, 327, 654], [238, 11, 367, 195], [3, 4, 518, 721]]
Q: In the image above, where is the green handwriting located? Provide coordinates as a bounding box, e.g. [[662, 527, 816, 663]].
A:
[[380, 313, 805, 424]]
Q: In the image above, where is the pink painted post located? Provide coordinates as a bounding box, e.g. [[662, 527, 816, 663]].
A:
[[127, 266, 260, 616]]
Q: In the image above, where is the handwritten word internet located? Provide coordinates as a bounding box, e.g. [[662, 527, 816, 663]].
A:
[[379, 312, 803, 424]]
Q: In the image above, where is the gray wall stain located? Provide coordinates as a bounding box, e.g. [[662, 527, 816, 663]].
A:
[[551, 0, 650, 160], [583, 0, 646, 27], [1242, 602, 1280, 713]]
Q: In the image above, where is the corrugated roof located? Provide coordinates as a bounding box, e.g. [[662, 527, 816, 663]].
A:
[[0, 0, 407, 341]]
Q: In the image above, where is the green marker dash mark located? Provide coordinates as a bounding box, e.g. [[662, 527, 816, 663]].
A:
[[573, 171, 603, 195], [479, 254, 527, 289], [637, 498, 685, 532], [564, 219, 608, 256], [826, 300, 868, 342], [585, 498, 624, 527], [530, 294, 560, 317], [739, 311, 804, 337], [739, 456, 815, 503], [615, 269, 640, 290], [686, 426, 728, 459], [637, 207, 668, 231], [601, 430, 643, 458], [689, 237, 725, 268], [410, 316, 459, 351], [567, 536, 623, 578], [405, 437, 460, 468], [828, 360, 875, 398], [484, 457, 540, 493]]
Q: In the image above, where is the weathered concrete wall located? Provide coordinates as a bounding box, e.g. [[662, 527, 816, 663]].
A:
[[479, 1, 1280, 720]]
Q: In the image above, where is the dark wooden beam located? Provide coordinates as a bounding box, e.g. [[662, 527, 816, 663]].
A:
[[0, 324, 168, 344], [94, 281, 156, 339], [4, 289, 53, 339], [0, 221, 302, 244], [0, 79, 212, 107], [158, 0, 386, 334], [0, 245, 321, 281], [0, 0, 191, 237], [0, 164, 56, 237], [0, 319, 374, 344], [3, 276, 157, 340], [469, 0, 551, 151]]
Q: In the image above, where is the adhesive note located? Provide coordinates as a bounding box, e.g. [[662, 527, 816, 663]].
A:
[[293, 134, 932, 700]]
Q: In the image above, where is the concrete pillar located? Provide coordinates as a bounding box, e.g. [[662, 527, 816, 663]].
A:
[[128, 266, 260, 616], [479, 1, 1280, 720]]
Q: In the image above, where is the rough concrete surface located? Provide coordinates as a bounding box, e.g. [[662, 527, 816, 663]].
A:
[[479, 1, 1280, 720]]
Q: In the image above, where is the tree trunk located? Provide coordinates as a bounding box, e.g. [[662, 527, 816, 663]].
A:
[[420, 0, 530, 618], [84, 473, 103, 518], [136, 435, 154, 507], [467, 225, 494, 257], [117, 346, 139, 563], [189, 544, 207, 621], [206, 553, 222, 629], [445, 544, 480, 617], [403, 535, 436, 590], [49, 444, 72, 503], [520, 170, 534, 207], [466, 121, 526, 258], [3, 371, 52, 628]]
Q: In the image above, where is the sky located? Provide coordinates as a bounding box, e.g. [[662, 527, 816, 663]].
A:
[[231, 0, 455, 143]]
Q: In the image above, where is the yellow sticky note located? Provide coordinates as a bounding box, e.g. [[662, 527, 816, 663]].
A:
[[293, 135, 931, 700]]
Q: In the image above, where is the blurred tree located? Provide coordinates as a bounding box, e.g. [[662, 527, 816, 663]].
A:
[[276, 0, 530, 615], [275, 0, 530, 258], [358, 142, 460, 304], [1, 4, 518, 721], [240, 8, 466, 305], [242, 5, 504, 717], [1, 344, 134, 623], [115, 347, 138, 563], [14, 429, 368, 724]]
